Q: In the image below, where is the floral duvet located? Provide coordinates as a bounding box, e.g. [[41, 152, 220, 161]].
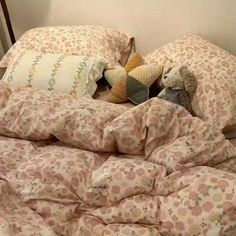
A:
[[1, 81, 236, 236]]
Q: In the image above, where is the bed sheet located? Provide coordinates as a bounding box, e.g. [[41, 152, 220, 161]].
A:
[[1, 81, 236, 236]]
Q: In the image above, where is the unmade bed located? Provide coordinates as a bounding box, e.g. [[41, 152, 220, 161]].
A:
[[0, 82, 236, 236], [0, 26, 236, 236]]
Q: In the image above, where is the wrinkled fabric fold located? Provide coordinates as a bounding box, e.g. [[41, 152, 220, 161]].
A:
[[0, 82, 236, 235]]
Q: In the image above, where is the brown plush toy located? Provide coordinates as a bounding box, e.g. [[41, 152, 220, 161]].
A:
[[158, 65, 197, 115]]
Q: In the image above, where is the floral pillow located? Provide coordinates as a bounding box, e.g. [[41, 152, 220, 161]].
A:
[[145, 33, 236, 131], [0, 25, 133, 69], [2, 50, 107, 97]]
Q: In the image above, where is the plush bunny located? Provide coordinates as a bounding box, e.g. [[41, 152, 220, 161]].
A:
[[158, 65, 197, 115]]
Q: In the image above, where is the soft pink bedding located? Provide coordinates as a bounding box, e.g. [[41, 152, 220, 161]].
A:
[[1, 81, 236, 236]]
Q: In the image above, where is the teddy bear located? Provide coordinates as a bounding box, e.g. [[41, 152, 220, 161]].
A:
[[158, 65, 197, 115]]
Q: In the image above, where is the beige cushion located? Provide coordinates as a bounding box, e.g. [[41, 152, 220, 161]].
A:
[[106, 64, 162, 104], [106, 78, 128, 103], [129, 64, 162, 87], [125, 52, 144, 73], [2, 50, 107, 97], [104, 67, 127, 86]]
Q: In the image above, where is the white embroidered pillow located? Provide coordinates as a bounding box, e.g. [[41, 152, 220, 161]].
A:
[[2, 50, 107, 97]]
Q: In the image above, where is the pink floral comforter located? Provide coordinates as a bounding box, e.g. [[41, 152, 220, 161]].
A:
[[1, 82, 236, 236]]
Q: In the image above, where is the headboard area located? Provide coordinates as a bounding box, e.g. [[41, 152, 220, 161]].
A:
[[4, 0, 236, 56]]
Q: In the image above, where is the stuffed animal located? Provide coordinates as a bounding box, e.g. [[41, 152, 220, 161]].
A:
[[158, 65, 197, 115], [104, 52, 163, 104]]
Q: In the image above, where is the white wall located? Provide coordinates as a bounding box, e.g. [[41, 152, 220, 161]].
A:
[[4, 0, 236, 56]]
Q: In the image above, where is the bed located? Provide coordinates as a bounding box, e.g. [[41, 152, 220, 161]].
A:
[[0, 26, 236, 236]]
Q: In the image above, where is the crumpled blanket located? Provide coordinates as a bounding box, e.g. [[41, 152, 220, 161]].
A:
[[0, 81, 236, 236]]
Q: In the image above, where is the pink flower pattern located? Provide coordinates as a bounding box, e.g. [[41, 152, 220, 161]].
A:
[[0, 81, 236, 235], [0, 25, 133, 68], [145, 33, 236, 131]]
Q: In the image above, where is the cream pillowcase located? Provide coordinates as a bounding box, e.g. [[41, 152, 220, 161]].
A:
[[2, 50, 107, 97]]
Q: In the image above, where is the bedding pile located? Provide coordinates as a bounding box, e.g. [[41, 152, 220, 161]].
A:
[[0, 81, 236, 236]]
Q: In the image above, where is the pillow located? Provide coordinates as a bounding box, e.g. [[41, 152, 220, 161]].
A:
[[107, 75, 128, 103], [0, 25, 133, 69], [125, 52, 144, 72], [106, 64, 163, 104], [145, 33, 236, 130], [2, 50, 107, 97], [105, 67, 127, 87], [104, 52, 144, 87]]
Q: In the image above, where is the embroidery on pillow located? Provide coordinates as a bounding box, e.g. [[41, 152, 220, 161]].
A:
[[27, 53, 43, 87], [48, 55, 66, 91], [7, 50, 26, 83]]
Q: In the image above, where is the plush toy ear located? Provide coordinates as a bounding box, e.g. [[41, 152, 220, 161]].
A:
[[180, 66, 197, 99], [159, 58, 174, 87], [162, 57, 175, 77]]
